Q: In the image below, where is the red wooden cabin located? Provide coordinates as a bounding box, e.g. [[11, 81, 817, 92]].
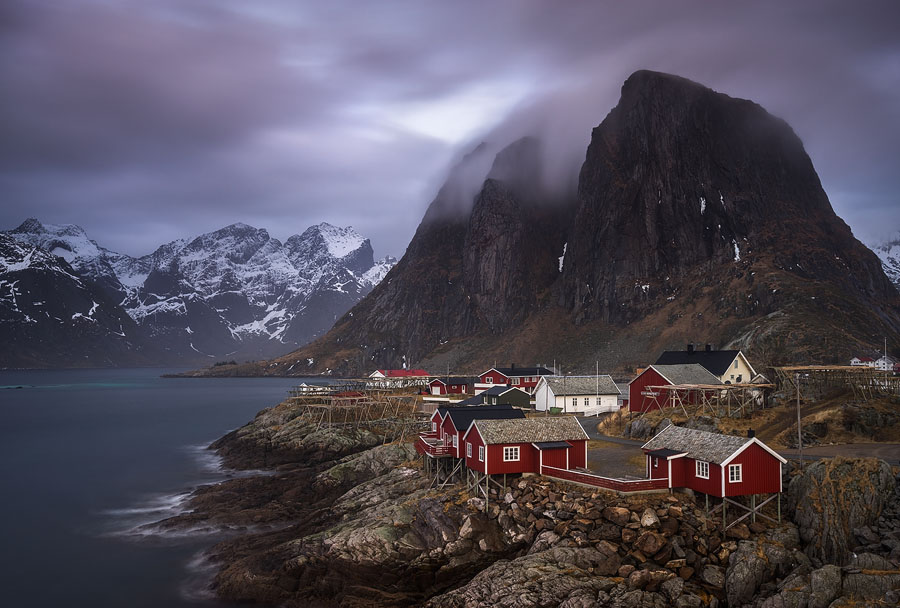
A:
[[416, 405, 524, 458], [474, 366, 554, 395], [462, 416, 589, 475], [428, 377, 475, 395], [641, 425, 786, 497], [628, 364, 721, 413]]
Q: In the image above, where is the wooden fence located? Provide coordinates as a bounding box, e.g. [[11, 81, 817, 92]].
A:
[[540, 465, 668, 493]]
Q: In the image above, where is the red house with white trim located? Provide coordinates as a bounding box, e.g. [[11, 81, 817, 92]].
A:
[[641, 425, 786, 497], [428, 377, 476, 395], [418, 405, 524, 459], [474, 366, 554, 395], [628, 364, 721, 413], [462, 416, 588, 476]]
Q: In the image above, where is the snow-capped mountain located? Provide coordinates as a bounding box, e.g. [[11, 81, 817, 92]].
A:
[[870, 235, 900, 290], [0, 233, 153, 368], [3, 219, 395, 366]]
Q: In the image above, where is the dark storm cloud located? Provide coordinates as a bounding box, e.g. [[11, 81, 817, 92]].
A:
[[2, 0, 899, 257]]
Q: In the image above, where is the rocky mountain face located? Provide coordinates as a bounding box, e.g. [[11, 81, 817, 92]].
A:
[[0, 233, 154, 367], [2, 220, 394, 367], [246, 70, 900, 377]]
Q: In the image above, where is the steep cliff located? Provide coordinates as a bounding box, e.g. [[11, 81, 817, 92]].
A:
[[238, 71, 900, 377]]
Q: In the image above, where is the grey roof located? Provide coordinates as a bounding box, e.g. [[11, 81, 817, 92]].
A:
[[543, 375, 620, 396], [641, 425, 748, 464], [650, 364, 722, 386], [473, 416, 589, 445], [533, 441, 572, 450]]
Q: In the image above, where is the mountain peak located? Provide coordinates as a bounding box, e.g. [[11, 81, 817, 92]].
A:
[[13, 218, 46, 234]]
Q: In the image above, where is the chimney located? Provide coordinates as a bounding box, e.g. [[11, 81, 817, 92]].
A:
[[687, 343, 694, 354], [747, 429, 755, 438], [705, 344, 712, 352]]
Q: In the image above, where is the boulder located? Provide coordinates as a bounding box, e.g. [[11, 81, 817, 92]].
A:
[[788, 457, 895, 565], [725, 529, 799, 607]]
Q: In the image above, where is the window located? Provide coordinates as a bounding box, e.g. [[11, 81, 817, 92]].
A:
[[466, 442, 472, 458], [572, 397, 578, 408], [730, 375, 735, 381], [452, 435, 458, 447], [486, 377, 494, 384], [431, 422, 436, 431], [512, 377, 520, 385], [696, 460, 709, 479], [584, 397, 589, 407], [478, 446, 485, 461], [728, 464, 742, 483], [503, 446, 520, 461], [653, 457, 659, 468], [734, 360, 739, 369], [597, 397, 602, 406]]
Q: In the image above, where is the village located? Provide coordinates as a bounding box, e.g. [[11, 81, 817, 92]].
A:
[[285, 344, 900, 534]]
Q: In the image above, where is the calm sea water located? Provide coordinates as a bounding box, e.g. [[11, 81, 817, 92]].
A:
[[0, 368, 315, 608]]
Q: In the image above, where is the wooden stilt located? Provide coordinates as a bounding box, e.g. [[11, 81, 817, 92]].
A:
[[751, 495, 756, 523]]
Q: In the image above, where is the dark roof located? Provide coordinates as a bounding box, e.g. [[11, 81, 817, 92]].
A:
[[444, 406, 525, 431], [430, 376, 478, 385], [482, 385, 530, 397], [437, 403, 512, 416], [490, 366, 554, 377], [454, 396, 484, 406], [649, 364, 722, 386], [641, 426, 749, 464], [533, 441, 573, 450], [646, 448, 686, 459], [654, 349, 741, 376]]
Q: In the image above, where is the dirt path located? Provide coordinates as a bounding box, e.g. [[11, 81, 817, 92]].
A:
[[753, 398, 837, 444]]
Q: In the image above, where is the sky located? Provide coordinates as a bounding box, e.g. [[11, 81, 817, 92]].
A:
[[2, 1, 900, 260]]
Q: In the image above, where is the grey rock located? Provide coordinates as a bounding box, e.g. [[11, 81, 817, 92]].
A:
[[808, 564, 841, 608]]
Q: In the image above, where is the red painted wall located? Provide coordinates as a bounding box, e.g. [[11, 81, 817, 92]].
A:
[[479, 370, 510, 386], [440, 416, 459, 456], [487, 442, 536, 474], [569, 439, 587, 469], [724, 443, 782, 497], [670, 457, 688, 488], [629, 368, 671, 413], [464, 429, 487, 473], [429, 380, 447, 395], [541, 447, 568, 469], [646, 454, 670, 480], [683, 458, 724, 497], [430, 411, 443, 437], [447, 383, 468, 394]]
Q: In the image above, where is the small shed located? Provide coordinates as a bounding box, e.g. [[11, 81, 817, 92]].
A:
[[534, 375, 620, 414], [640, 425, 786, 497], [438, 405, 525, 459], [628, 364, 721, 413], [462, 416, 589, 475], [428, 376, 477, 395]]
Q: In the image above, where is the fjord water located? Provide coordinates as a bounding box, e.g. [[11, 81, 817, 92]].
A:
[[0, 368, 305, 607]]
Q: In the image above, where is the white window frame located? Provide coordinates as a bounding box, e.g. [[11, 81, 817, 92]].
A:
[[466, 442, 472, 458], [511, 377, 520, 385], [696, 460, 709, 479], [572, 397, 578, 408], [653, 457, 659, 468], [431, 421, 437, 431], [478, 446, 485, 462], [503, 446, 520, 462], [584, 397, 589, 407], [728, 464, 742, 483], [452, 435, 458, 447], [734, 360, 739, 369], [485, 377, 494, 384]]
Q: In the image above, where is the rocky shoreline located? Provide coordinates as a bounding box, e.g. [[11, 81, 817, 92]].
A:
[[153, 400, 900, 607]]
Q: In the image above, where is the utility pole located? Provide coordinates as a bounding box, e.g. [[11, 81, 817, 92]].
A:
[[795, 373, 803, 471]]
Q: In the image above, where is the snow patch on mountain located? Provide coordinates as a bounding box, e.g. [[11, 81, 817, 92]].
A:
[[870, 233, 900, 289]]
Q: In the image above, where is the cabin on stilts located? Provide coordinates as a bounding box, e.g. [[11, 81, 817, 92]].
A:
[[641, 425, 787, 530], [462, 416, 589, 511]]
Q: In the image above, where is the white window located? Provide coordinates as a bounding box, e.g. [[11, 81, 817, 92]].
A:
[[728, 464, 742, 483], [730, 374, 735, 381], [485, 377, 493, 384], [466, 442, 472, 458], [431, 421, 437, 431], [511, 377, 520, 385], [478, 446, 485, 461], [503, 446, 520, 461], [734, 360, 739, 369], [597, 397, 602, 406], [452, 435, 458, 447], [572, 397, 577, 408], [696, 460, 709, 479], [584, 397, 589, 407], [653, 457, 659, 468]]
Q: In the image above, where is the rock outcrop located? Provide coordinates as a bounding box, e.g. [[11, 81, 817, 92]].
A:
[[788, 456, 896, 565]]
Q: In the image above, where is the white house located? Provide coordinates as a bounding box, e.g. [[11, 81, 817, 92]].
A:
[[850, 357, 876, 367], [534, 375, 621, 415], [875, 355, 897, 372]]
